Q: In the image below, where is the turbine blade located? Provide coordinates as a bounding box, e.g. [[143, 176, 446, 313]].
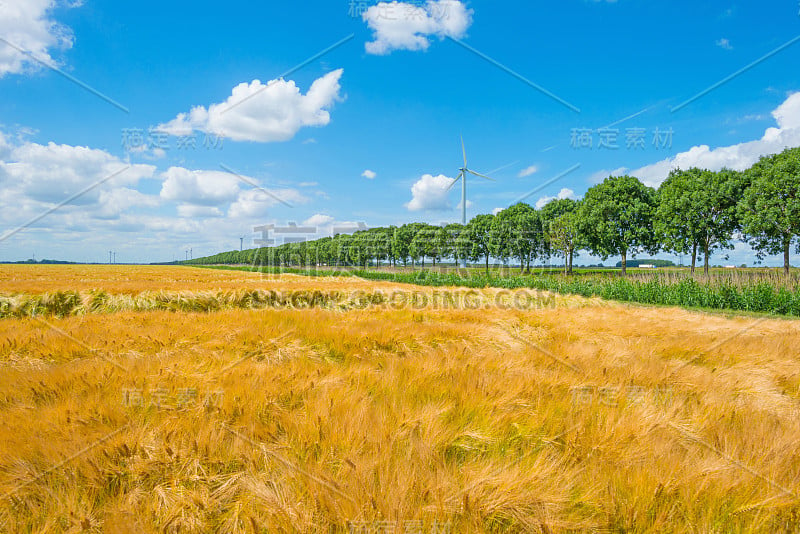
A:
[[467, 169, 495, 181], [461, 135, 467, 168], [446, 173, 463, 192]]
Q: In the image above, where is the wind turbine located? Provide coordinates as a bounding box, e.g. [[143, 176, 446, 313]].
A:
[[446, 135, 494, 226], [446, 136, 494, 268]]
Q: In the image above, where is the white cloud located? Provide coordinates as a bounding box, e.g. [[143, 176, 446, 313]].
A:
[[362, 169, 377, 179], [227, 188, 309, 219], [128, 144, 167, 160], [159, 166, 309, 219], [492, 207, 503, 215], [156, 69, 344, 143], [177, 205, 224, 218], [159, 167, 240, 206], [587, 167, 628, 185], [535, 188, 577, 209], [405, 173, 455, 211], [0, 130, 327, 262], [632, 92, 800, 187], [0, 131, 10, 159], [0, 0, 77, 77], [0, 132, 159, 237], [1, 139, 154, 204], [518, 165, 538, 178], [363, 1, 473, 55], [303, 214, 335, 227], [95, 188, 159, 220], [715, 38, 733, 50]]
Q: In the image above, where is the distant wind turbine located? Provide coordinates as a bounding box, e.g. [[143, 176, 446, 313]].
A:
[[447, 136, 495, 268], [446, 135, 494, 225]]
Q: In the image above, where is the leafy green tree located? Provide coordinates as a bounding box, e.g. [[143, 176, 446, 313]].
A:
[[363, 228, 390, 268], [739, 147, 800, 275], [391, 225, 411, 267], [433, 226, 452, 266], [348, 231, 371, 268], [386, 226, 398, 266], [540, 198, 579, 266], [655, 167, 746, 275], [491, 203, 543, 272], [410, 224, 438, 268], [444, 223, 468, 267], [393, 223, 426, 267], [489, 213, 513, 268], [466, 213, 496, 274], [578, 175, 658, 275], [295, 242, 308, 267], [548, 209, 581, 275], [315, 237, 332, 267], [276, 245, 290, 267], [654, 169, 699, 272], [335, 234, 352, 267]]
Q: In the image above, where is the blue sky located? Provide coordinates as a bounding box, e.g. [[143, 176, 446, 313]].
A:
[[1, 0, 799, 265]]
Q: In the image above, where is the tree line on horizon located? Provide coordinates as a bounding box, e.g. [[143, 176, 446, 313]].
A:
[[188, 147, 800, 276]]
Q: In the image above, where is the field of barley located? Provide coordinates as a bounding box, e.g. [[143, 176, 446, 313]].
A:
[[1, 265, 800, 533]]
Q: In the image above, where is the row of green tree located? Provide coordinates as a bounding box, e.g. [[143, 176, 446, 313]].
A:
[[188, 147, 800, 275]]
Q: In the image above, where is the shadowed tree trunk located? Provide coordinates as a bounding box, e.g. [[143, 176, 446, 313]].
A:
[[785, 239, 792, 276]]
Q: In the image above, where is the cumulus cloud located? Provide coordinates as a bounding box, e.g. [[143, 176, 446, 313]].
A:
[[405, 173, 455, 211], [0, 131, 10, 159], [363, 1, 473, 55], [159, 167, 240, 206], [95, 188, 159, 220], [1, 140, 154, 204], [518, 165, 538, 178], [588, 167, 628, 185], [0, 130, 321, 261], [227, 188, 309, 219], [158, 166, 309, 219], [0, 0, 78, 77], [128, 143, 167, 160], [0, 133, 158, 235], [156, 69, 344, 143], [177, 205, 224, 218], [632, 92, 800, 186], [362, 169, 377, 179], [303, 214, 335, 227], [535, 188, 577, 209]]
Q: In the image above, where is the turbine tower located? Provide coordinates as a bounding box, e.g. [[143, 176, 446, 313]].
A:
[[447, 135, 494, 225], [447, 136, 494, 268]]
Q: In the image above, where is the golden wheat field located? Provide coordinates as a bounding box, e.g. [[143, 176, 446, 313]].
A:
[[1, 265, 800, 533]]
